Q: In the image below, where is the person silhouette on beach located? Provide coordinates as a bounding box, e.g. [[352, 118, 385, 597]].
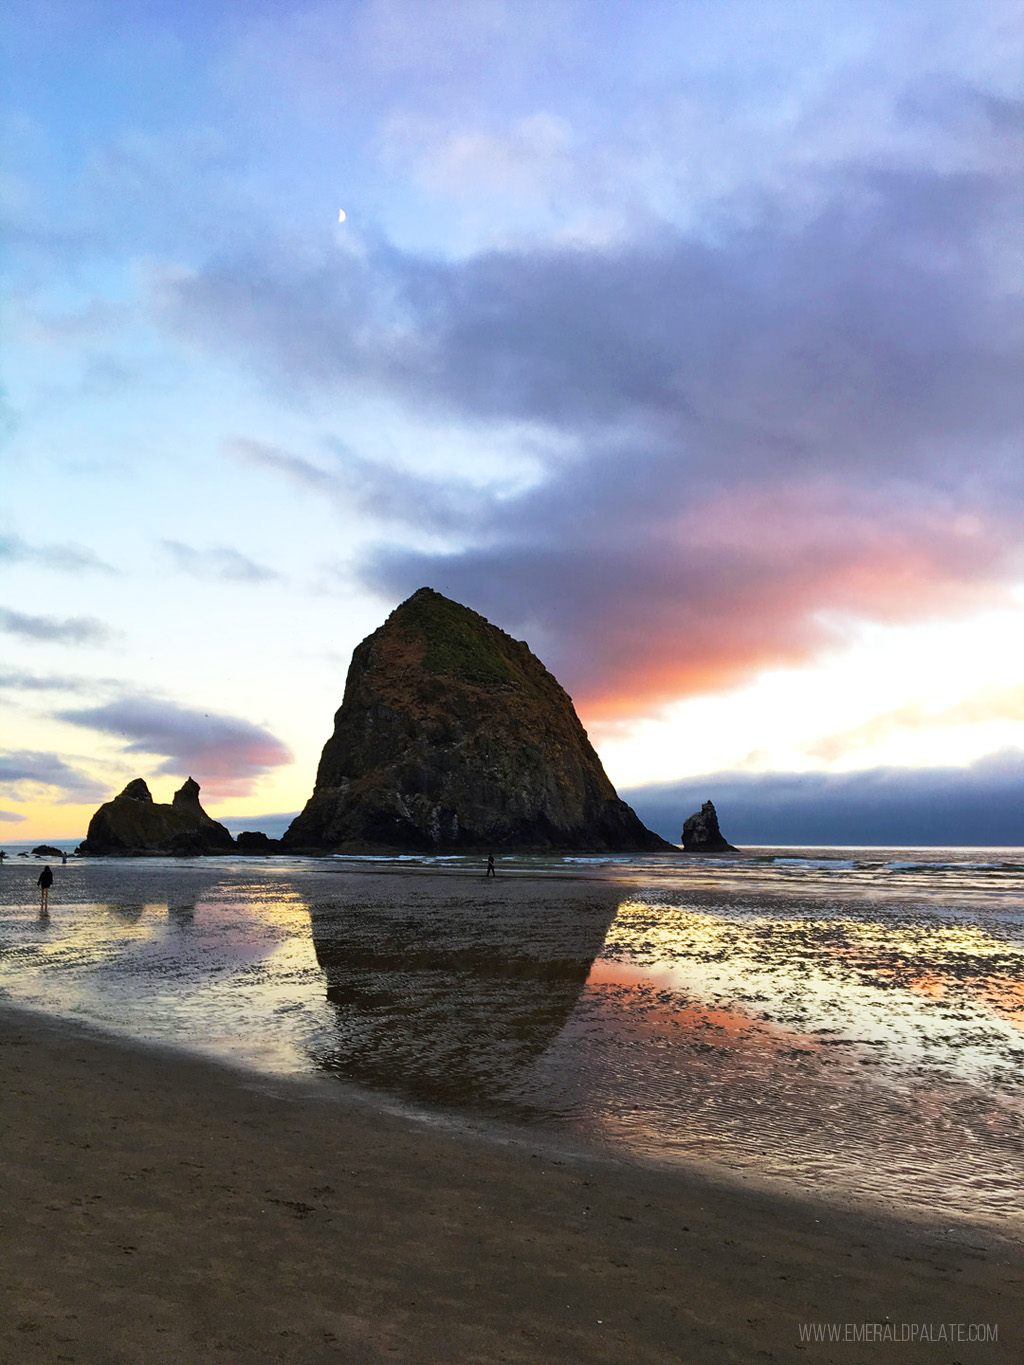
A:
[[485, 853, 495, 878], [0, 849, 5, 865], [38, 864, 53, 914]]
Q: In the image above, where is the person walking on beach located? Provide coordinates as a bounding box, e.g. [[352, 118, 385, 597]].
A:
[[485, 853, 495, 878], [38, 864, 53, 914]]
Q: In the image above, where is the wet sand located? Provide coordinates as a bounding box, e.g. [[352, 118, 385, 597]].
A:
[[3, 1005, 1020, 1364]]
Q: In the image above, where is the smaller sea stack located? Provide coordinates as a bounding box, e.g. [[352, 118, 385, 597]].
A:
[[681, 800, 736, 852], [77, 777, 235, 856]]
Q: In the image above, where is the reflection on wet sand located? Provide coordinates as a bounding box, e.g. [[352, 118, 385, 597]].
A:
[[565, 896, 1024, 1227], [2, 853, 1021, 1229], [308, 879, 620, 1109], [106, 902, 148, 923]]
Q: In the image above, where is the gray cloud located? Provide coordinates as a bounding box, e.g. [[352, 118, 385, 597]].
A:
[[623, 749, 1024, 847], [226, 438, 339, 496], [161, 131, 1023, 716], [226, 435, 496, 531], [0, 809, 27, 822], [0, 533, 116, 574], [161, 539, 279, 583], [0, 750, 108, 804], [165, 164, 1021, 455], [0, 608, 112, 646], [0, 670, 104, 693], [58, 696, 294, 799]]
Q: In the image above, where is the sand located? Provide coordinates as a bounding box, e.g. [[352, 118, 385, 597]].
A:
[[2, 1004, 1020, 1365]]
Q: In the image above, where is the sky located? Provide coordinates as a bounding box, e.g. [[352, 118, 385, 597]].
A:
[[2, 0, 1022, 845]]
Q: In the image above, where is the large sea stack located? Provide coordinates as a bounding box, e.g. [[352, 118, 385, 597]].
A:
[[77, 777, 235, 856], [284, 588, 672, 853]]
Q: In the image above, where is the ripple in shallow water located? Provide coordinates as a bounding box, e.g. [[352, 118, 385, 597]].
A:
[[0, 849, 1021, 1231]]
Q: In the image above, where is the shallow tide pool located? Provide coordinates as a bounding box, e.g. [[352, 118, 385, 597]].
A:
[[2, 846, 1021, 1234]]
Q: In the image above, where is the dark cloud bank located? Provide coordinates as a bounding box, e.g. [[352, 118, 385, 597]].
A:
[[223, 754, 1023, 848], [624, 749, 1024, 847], [219, 752, 1023, 848]]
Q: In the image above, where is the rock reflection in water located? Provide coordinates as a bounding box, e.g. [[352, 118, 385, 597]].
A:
[[107, 902, 147, 924], [308, 878, 620, 1110], [168, 902, 196, 928]]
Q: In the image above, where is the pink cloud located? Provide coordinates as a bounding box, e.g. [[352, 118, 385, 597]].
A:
[[58, 698, 293, 800]]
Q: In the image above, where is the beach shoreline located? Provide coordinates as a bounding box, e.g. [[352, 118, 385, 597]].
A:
[[3, 1003, 1020, 1364]]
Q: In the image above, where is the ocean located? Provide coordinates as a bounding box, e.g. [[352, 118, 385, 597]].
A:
[[1, 844, 1021, 1237]]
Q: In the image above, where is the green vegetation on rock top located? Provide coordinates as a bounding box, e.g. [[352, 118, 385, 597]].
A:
[[396, 588, 516, 687]]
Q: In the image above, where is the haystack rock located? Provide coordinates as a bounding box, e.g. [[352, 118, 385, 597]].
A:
[[77, 777, 235, 856], [284, 588, 672, 853], [681, 799, 736, 852]]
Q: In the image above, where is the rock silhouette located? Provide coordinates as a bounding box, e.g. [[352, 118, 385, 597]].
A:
[[285, 587, 671, 852], [235, 831, 283, 854], [681, 799, 736, 852], [77, 777, 235, 856]]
